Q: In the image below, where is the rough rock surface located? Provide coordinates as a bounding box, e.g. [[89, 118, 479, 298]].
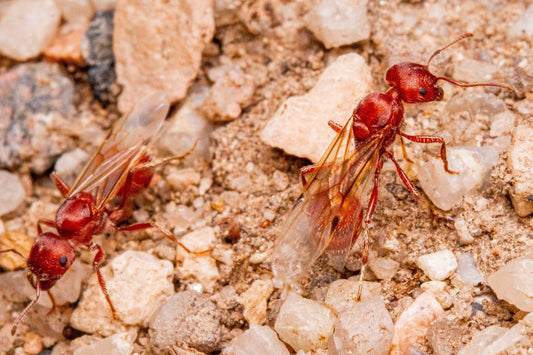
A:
[[113, 0, 215, 112], [507, 122, 533, 216], [487, 258, 533, 312]]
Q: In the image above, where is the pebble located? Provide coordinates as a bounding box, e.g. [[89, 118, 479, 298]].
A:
[[261, 53, 372, 163], [487, 258, 533, 312], [454, 217, 474, 244], [0, 172, 25, 216], [165, 167, 202, 191], [0, 232, 32, 270], [391, 292, 444, 355], [509, 3, 533, 36], [0, 0, 61, 60], [417, 250, 457, 281], [54, 148, 90, 187], [507, 122, 533, 216], [325, 280, 381, 314], [368, 256, 400, 280], [91, 0, 115, 10], [203, 65, 256, 122], [238, 279, 274, 325], [54, 0, 95, 23], [44, 26, 87, 66], [176, 250, 220, 293], [70, 251, 174, 336], [157, 86, 213, 164], [223, 325, 290, 355], [329, 296, 393, 355], [416, 146, 498, 211], [114, 0, 215, 113], [274, 292, 336, 352], [73, 330, 137, 355], [0, 63, 75, 174], [149, 290, 222, 354], [304, 0, 370, 49], [457, 253, 484, 287], [81, 9, 116, 103], [427, 319, 462, 355], [22, 331, 43, 355], [420, 281, 453, 310], [459, 313, 533, 355]]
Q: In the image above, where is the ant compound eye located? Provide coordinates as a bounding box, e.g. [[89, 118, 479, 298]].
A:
[[419, 87, 427, 96], [59, 255, 68, 267]]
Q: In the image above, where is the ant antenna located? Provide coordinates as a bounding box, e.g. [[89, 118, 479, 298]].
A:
[[426, 33, 473, 68], [11, 281, 41, 335], [426, 33, 513, 92], [0, 248, 27, 261]]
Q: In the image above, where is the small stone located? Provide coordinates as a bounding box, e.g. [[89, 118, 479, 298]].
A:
[[417, 250, 457, 281], [238, 279, 274, 325], [509, 3, 533, 36], [453, 59, 498, 83], [329, 296, 393, 355], [417, 146, 498, 211], [157, 86, 213, 164], [420, 281, 453, 309], [507, 122, 533, 216], [0, 172, 25, 216], [304, 0, 370, 49], [274, 292, 336, 352], [44, 26, 87, 66], [91, 0, 115, 10], [261, 53, 372, 163], [23, 331, 43, 355], [54, 0, 95, 23], [0, 0, 61, 60], [73, 330, 137, 355], [0, 63, 75, 174], [149, 290, 222, 354], [165, 203, 196, 233], [176, 252, 220, 293], [454, 218, 474, 244], [487, 258, 533, 312], [81, 9, 116, 104], [325, 280, 381, 314], [457, 253, 484, 287], [391, 292, 445, 355], [54, 149, 90, 187], [114, 0, 215, 113], [203, 65, 256, 122], [427, 319, 462, 355], [0, 232, 32, 270], [368, 257, 400, 280], [166, 168, 202, 191], [223, 325, 290, 355], [179, 227, 216, 254], [459, 314, 533, 355], [71, 251, 174, 336]]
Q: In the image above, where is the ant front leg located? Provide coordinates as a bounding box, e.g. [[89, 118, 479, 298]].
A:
[[88, 242, 117, 319], [399, 132, 458, 175], [37, 219, 56, 234], [300, 164, 316, 187], [50, 172, 71, 197], [328, 120, 343, 133]]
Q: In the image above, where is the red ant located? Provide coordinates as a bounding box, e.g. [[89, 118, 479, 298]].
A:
[[271, 33, 512, 295], [0, 91, 195, 335]]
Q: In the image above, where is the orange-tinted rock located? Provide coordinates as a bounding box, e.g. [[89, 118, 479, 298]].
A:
[[44, 28, 86, 66]]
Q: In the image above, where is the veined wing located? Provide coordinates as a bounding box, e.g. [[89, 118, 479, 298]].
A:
[[68, 91, 170, 208], [272, 115, 384, 287]]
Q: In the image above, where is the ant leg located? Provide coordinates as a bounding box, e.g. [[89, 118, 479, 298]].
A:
[[399, 132, 458, 174], [46, 290, 57, 315], [383, 151, 419, 199], [399, 135, 414, 164], [10, 282, 41, 335], [88, 242, 117, 320], [356, 157, 384, 301], [50, 172, 71, 197], [328, 120, 343, 133], [300, 164, 317, 187], [37, 219, 56, 234]]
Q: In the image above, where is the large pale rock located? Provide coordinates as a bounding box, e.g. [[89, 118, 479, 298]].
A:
[[261, 53, 372, 163], [223, 325, 290, 355], [507, 122, 533, 216], [274, 292, 336, 352], [487, 258, 533, 312], [114, 0, 215, 113], [0, 172, 25, 216], [305, 0, 370, 49], [73, 330, 137, 355], [0, 0, 61, 61], [70, 251, 174, 336], [391, 292, 445, 355]]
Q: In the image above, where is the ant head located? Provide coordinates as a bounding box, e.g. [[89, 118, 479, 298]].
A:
[[27, 232, 76, 290], [56, 192, 95, 239], [386, 63, 443, 103], [386, 33, 512, 104]]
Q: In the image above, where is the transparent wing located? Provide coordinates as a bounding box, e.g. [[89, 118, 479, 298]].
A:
[[271, 115, 384, 287], [68, 91, 170, 208]]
